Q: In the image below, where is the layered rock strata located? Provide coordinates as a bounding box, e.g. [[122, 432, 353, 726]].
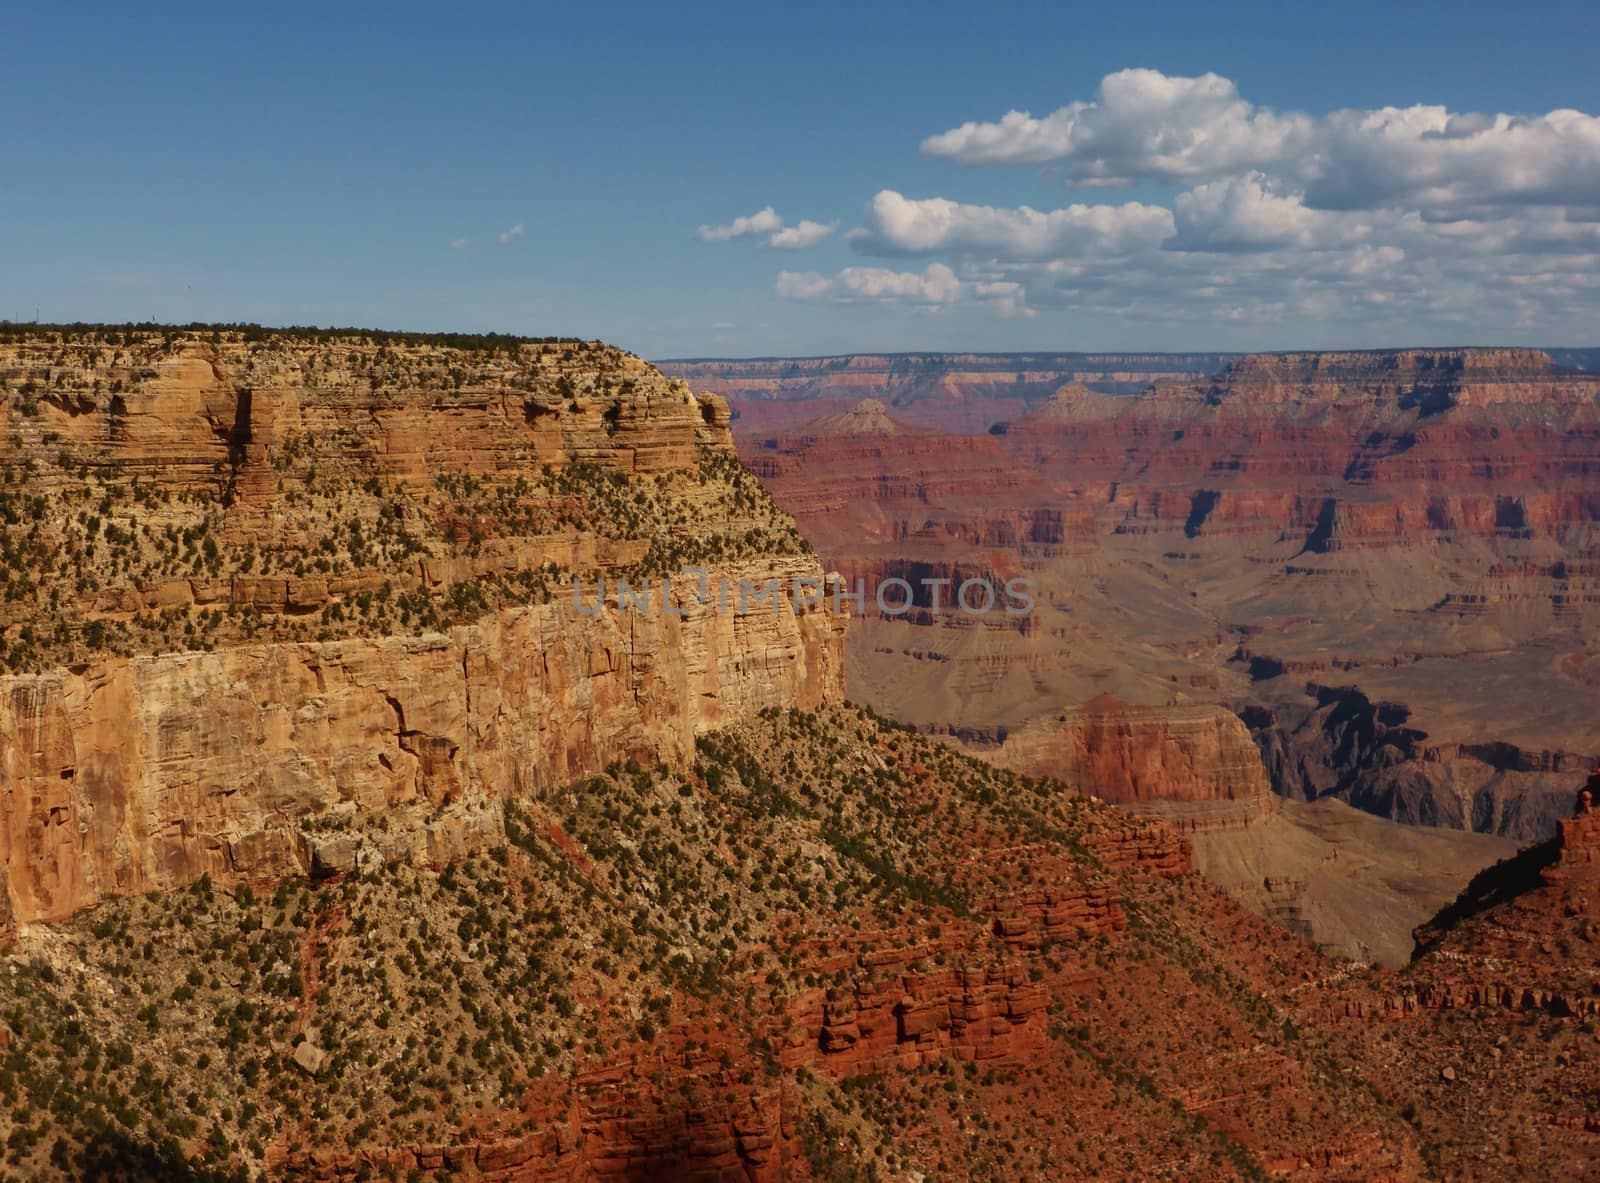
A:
[[0, 327, 845, 936], [736, 349, 1600, 843], [0, 556, 842, 935]]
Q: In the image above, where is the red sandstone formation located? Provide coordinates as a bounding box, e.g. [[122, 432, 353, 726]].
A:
[[736, 349, 1600, 843], [0, 329, 846, 938], [1, 329, 1593, 1181], [990, 693, 1274, 810]]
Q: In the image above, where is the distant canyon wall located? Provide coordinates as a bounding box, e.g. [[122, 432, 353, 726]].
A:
[[1243, 685, 1596, 842], [660, 351, 1231, 434], [735, 348, 1600, 843]]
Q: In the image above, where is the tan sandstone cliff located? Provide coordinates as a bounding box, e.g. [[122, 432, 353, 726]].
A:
[[0, 557, 843, 936], [0, 327, 846, 938]]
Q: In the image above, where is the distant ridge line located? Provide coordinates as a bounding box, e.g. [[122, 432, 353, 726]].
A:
[[658, 346, 1600, 363]]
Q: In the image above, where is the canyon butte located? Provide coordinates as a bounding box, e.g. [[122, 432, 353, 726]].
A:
[[0, 326, 1595, 1181]]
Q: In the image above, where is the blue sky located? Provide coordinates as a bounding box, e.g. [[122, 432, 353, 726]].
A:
[[5, 0, 1600, 356]]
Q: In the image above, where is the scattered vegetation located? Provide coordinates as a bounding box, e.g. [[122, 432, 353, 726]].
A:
[[0, 327, 806, 671], [0, 706, 1407, 1180]]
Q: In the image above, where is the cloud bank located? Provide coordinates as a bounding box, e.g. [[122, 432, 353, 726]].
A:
[[774, 69, 1600, 334]]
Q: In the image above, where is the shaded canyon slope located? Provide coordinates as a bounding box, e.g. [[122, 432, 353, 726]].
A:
[[1295, 771, 1600, 1181], [7, 700, 1445, 1183], [735, 348, 1600, 845]]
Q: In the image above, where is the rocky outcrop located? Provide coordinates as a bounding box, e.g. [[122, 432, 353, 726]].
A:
[[1407, 770, 1600, 959], [796, 398, 903, 437], [1019, 382, 1129, 425], [990, 694, 1274, 813], [273, 1053, 801, 1182], [0, 330, 804, 673], [1557, 771, 1600, 858], [1083, 822, 1195, 876], [1244, 685, 1594, 841], [13, 337, 724, 497], [783, 945, 1060, 1073]]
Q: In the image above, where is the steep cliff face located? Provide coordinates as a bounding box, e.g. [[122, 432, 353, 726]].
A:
[[0, 557, 842, 934], [1244, 684, 1590, 840], [0, 327, 844, 937], [0, 328, 813, 669]]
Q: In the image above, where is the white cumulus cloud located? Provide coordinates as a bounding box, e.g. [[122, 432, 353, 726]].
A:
[[1166, 174, 1359, 253], [923, 68, 1600, 216], [497, 223, 526, 245], [850, 189, 1173, 259], [696, 206, 785, 242], [776, 262, 1031, 317], [698, 207, 834, 248], [768, 219, 835, 249], [921, 68, 1311, 183], [1299, 106, 1600, 214], [751, 69, 1600, 340]]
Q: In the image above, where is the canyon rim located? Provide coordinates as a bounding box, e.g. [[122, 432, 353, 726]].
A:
[[9, 3, 1600, 1177]]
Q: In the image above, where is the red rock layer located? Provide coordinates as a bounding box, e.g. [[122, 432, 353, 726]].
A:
[[990, 693, 1275, 809], [736, 351, 1600, 841], [269, 828, 1213, 1182]]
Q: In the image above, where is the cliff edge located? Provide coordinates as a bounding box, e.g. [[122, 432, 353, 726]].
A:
[[0, 326, 846, 937]]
